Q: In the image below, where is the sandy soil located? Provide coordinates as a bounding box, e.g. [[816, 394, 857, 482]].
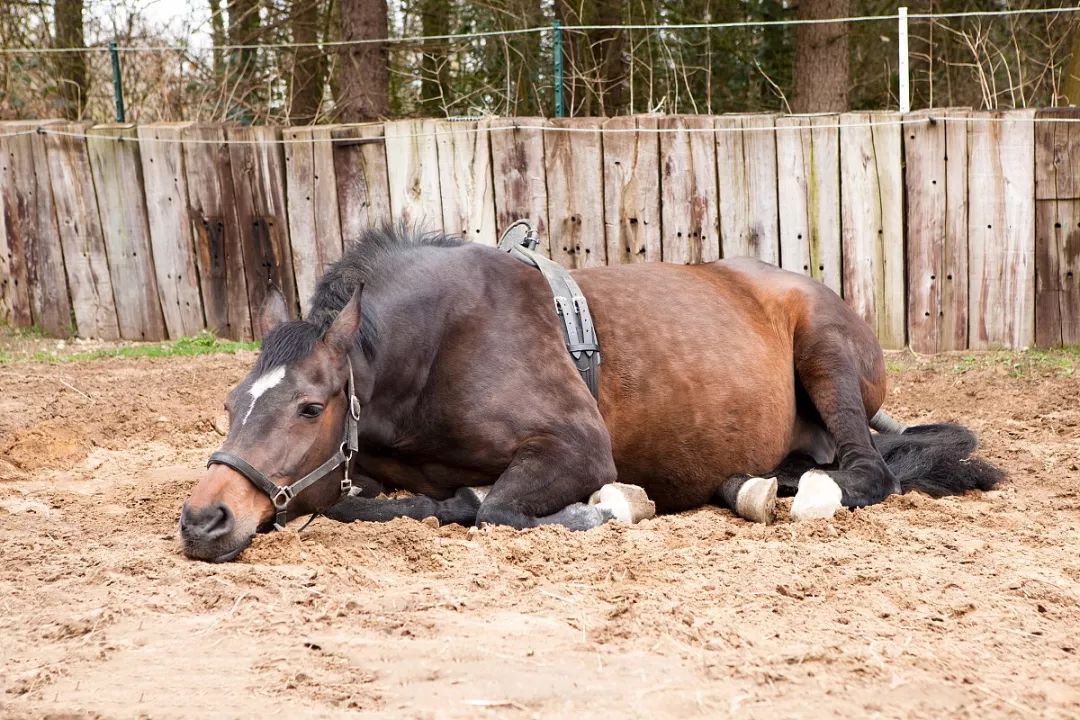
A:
[[0, 348, 1078, 719]]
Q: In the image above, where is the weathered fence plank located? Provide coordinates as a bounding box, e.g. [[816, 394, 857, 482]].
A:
[[968, 110, 1036, 349], [384, 119, 443, 231], [489, 117, 550, 256], [659, 116, 718, 264], [715, 114, 779, 263], [227, 126, 297, 333], [546, 118, 606, 268], [603, 116, 661, 264], [840, 112, 905, 349], [905, 109, 969, 353], [285, 126, 344, 317], [332, 124, 391, 243], [182, 124, 251, 340], [0, 120, 72, 334], [1034, 108, 1080, 347], [8, 121, 72, 336], [43, 123, 120, 339], [775, 115, 842, 293], [436, 120, 497, 246], [137, 123, 205, 337], [86, 125, 167, 341], [0, 126, 33, 328]]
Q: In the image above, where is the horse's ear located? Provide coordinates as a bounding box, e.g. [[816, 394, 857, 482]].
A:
[[258, 286, 291, 337], [323, 285, 364, 354]]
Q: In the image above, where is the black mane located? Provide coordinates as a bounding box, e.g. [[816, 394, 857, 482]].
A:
[[255, 224, 464, 372]]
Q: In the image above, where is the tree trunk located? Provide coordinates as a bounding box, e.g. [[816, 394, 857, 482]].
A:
[[554, 0, 626, 116], [288, 0, 328, 124], [792, 0, 849, 113], [53, 0, 88, 120], [208, 0, 227, 82], [418, 0, 450, 114], [337, 0, 388, 121], [1063, 16, 1080, 106], [226, 0, 262, 122]]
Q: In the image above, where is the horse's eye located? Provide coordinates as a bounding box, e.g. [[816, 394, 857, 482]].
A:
[[299, 403, 323, 419]]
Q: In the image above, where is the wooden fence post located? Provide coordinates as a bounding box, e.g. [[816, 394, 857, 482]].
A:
[[715, 114, 779, 264], [43, 122, 120, 340], [384, 119, 443, 232], [603, 115, 661, 264], [86, 124, 167, 341], [333, 123, 391, 243], [905, 109, 969, 353], [138, 123, 205, 338], [182, 124, 252, 340], [967, 110, 1036, 350], [227, 126, 297, 333], [489, 117, 550, 256], [546, 118, 606, 268], [775, 115, 842, 294], [436, 120, 497, 246], [840, 111, 906, 350], [285, 125, 344, 317], [658, 116, 718, 264], [1034, 108, 1080, 347], [0, 121, 73, 336]]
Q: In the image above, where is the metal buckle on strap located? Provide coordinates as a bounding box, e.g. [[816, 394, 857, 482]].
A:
[[271, 486, 294, 510]]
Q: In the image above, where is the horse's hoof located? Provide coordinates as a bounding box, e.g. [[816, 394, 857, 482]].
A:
[[588, 483, 656, 524], [791, 470, 843, 521], [735, 476, 777, 524]]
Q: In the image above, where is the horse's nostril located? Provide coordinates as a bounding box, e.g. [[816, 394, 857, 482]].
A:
[[181, 501, 235, 541], [204, 503, 234, 538]]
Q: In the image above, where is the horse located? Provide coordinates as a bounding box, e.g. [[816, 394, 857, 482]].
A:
[[180, 225, 1003, 562]]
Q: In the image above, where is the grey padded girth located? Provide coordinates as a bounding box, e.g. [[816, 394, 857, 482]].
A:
[[498, 221, 601, 399]]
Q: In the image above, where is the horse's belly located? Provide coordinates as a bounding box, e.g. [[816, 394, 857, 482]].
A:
[[579, 264, 798, 510]]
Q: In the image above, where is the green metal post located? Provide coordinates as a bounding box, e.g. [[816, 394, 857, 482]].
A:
[[110, 42, 126, 122], [553, 20, 565, 118]]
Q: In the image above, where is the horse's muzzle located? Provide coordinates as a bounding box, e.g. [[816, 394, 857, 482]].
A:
[[179, 501, 251, 562]]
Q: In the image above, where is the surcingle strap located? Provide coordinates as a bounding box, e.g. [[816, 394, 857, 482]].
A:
[[498, 221, 601, 400]]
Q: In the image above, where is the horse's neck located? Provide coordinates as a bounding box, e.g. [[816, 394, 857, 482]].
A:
[[358, 265, 456, 449]]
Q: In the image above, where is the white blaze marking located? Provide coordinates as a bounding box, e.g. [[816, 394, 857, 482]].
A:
[[241, 366, 286, 427], [790, 469, 843, 521]]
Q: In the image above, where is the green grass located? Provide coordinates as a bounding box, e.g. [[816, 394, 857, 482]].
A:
[[945, 347, 1078, 378], [0, 331, 259, 365]]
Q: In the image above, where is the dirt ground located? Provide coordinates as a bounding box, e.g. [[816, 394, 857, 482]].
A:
[[1, 342, 1078, 719]]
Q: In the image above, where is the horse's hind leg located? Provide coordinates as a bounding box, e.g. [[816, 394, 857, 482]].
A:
[[790, 322, 900, 520]]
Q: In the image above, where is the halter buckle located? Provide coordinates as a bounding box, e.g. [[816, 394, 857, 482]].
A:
[[349, 395, 361, 421], [271, 486, 294, 510]]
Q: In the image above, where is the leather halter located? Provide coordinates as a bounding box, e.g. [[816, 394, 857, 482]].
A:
[[206, 357, 362, 531]]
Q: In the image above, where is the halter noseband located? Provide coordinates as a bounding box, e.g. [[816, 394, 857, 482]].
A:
[[206, 357, 361, 531]]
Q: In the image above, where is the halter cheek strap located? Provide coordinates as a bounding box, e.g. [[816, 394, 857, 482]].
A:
[[207, 356, 362, 531]]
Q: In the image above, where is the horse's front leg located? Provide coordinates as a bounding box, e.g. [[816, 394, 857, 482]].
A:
[[323, 486, 488, 526], [473, 429, 624, 531]]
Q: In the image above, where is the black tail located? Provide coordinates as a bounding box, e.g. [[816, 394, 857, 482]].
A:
[[872, 423, 1005, 498]]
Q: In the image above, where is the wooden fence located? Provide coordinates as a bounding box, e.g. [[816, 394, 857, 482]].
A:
[[1, 111, 1078, 351]]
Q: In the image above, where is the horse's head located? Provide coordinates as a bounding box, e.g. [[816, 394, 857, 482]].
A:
[[180, 286, 368, 562]]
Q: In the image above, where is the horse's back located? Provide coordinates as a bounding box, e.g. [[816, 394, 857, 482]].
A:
[[572, 258, 815, 510]]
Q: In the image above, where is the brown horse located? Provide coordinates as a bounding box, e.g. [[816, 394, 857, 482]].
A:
[[180, 226, 1002, 562]]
